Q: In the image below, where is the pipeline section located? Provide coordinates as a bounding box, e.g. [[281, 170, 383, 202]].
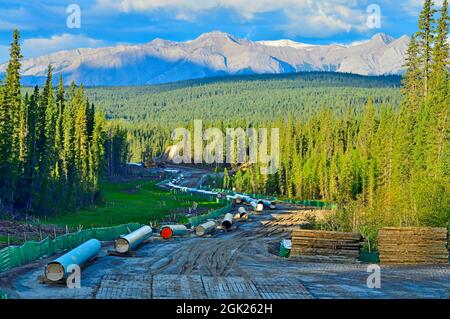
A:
[[165, 177, 276, 211], [45, 239, 101, 282], [115, 226, 153, 253], [195, 221, 217, 236], [160, 225, 188, 239]]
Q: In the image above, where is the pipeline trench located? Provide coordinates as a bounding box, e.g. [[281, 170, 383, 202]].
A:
[[0, 166, 449, 299]]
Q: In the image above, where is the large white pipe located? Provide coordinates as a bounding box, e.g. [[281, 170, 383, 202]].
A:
[[222, 213, 234, 230], [238, 207, 246, 214], [195, 221, 216, 236], [45, 239, 101, 282], [249, 200, 264, 212], [258, 199, 277, 210], [238, 206, 248, 219], [115, 226, 153, 253]]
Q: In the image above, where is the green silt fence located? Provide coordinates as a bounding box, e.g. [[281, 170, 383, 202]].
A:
[[0, 222, 141, 273]]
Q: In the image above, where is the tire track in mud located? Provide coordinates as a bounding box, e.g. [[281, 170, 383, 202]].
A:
[[147, 211, 302, 277], [152, 238, 249, 276]]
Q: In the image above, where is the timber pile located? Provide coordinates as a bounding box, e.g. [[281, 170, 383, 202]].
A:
[[378, 227, 448, 265], [290, 229, 363, 262]]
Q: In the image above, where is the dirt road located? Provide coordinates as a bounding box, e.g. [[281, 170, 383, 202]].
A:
[[0, 166, 449, 299]]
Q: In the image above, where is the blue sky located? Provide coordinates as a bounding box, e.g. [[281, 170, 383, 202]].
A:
[[0, 0, 439, 63]]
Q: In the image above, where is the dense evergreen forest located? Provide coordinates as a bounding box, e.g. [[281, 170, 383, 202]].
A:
[[0, 31, 126, 216], [228, 0, 448, 238], [82, 73, 402, 123], [0, 0, 447, 243], [69, 72, 402, 163], [79, 0, 447, 241]]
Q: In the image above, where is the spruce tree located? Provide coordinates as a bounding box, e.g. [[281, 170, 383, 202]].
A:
[[90, 109, 106, 192], [0, 83, 7, 200], [54, 75, 65, 179], [223, 167, 230, 189], [24, 87, 39, 210], [417, 0, 437, 97], [402, 34, 423, 111], [2, 29, 23, 205]]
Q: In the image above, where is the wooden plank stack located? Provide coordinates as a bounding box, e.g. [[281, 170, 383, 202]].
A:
[[290, 229, 363, 263], [378, 227, 449, 265]]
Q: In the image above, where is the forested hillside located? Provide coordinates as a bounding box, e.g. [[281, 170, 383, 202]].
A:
[[82, 73, 402, 123], [68, 73, 402, 163]]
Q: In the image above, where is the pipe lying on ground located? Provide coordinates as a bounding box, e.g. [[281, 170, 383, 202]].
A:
[[249, 200, 264, 212], [195, 221, 217, 236], [196, 189, 218, 196], [45, 239, 101, 282], [222, 213, 234, 230], [258, 199, 277, 210], [238, 207, 248, 219], [115, 225, 153, 253], [160, 225, 188, 239]]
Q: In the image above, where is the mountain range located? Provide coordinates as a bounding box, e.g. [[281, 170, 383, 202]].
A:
[[0, 31, 409, 86]]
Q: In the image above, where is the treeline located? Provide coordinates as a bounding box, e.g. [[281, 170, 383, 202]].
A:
[[0, 31, 126, 216], [229, 0, 449, 239]]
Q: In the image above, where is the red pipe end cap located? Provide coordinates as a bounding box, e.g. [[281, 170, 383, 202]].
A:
[[160, 227, 173, 239]]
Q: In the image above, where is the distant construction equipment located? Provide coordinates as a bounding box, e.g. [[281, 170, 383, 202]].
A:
[[115, 226, 153, 253], [45, 239, 101, 282]]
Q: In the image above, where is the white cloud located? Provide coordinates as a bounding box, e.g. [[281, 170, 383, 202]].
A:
[[0, 34, 106, 64], [0, 19, 19, 31], [401, 0, 444, 16], [22, 34, 106, 58], [280, 3, 368, 38], [96, 0, 370, 38]]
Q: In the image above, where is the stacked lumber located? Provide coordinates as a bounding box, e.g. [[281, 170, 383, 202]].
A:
[[378, 227, 448, 265], [290, 229, 363, 262]]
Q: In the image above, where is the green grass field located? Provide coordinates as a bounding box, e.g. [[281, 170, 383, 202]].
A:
[[44, 180, 224, 228]]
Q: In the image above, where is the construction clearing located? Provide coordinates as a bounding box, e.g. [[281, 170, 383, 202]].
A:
[[0, 166, 449, 299]]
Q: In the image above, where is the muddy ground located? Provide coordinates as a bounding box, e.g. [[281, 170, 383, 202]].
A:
[[0, 202, 448, 299], [0, 165, 449, 299]]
